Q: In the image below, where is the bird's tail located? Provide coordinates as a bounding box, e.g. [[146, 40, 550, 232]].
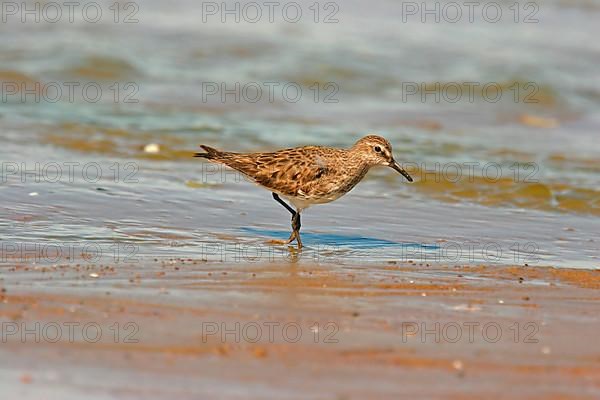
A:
[[194, 145, 222, 159]]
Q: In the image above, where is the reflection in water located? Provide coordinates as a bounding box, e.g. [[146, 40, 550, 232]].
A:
[[241, 227, 440, 250]]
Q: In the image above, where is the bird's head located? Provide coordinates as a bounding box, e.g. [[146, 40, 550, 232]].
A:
[[353, 135, 413, 182]]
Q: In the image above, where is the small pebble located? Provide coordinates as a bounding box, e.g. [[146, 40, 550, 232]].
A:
[[452, 360, 463, 371], [143, 143, 160, 153]]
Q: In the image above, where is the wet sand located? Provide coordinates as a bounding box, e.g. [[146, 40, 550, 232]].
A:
[[2, 259, 599, 399]]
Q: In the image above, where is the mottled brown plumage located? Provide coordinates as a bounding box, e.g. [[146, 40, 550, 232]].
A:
[[194, 135, 412, 248]]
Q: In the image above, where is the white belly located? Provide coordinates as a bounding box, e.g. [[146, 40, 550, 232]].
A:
[[283, 192, 344, 211]]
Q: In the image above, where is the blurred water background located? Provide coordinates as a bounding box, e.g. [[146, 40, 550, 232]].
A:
[[0, 0, 599, 268]]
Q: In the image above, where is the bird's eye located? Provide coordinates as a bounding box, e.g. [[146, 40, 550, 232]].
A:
[[374, 146, 382, 153]]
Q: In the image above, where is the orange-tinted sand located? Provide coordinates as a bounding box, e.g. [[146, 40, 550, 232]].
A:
[[1, 260, 599, 399]]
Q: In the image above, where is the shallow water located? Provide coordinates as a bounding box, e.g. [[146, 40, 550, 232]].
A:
[[1, 0, 599, 268]]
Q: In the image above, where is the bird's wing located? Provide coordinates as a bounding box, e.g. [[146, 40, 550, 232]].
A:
[[214, 147, 332, 197]]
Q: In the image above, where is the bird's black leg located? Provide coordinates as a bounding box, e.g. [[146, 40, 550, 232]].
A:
[[272, 193, 295, 215], [292, 212, 301, 231], [292, 212, 302, 249], [271, 193, 302, 249]]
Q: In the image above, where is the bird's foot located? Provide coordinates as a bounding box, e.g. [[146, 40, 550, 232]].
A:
[[267, 238, 294, 246], [268, 231, 302, 250]]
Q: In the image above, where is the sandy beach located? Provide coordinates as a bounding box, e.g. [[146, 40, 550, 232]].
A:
[[2, 258, 600, 399]]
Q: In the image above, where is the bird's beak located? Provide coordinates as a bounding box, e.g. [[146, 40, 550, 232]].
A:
[[389, 160, 413, 182]]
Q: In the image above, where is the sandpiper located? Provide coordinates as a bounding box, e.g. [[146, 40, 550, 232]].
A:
[[194, 135, 413, 249]]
